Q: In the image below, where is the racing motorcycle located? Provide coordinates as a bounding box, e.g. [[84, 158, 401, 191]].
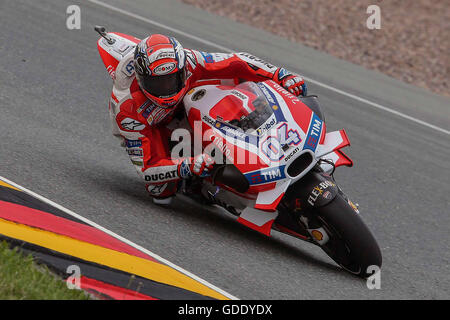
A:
[[95, 26, 382, 277]]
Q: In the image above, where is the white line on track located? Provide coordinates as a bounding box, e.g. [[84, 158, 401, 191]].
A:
[[87, 0, 449, 136], [0, 176, 239, 300]]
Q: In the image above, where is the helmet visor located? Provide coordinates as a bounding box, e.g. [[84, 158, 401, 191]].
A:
[[138, 70, 185, 98]]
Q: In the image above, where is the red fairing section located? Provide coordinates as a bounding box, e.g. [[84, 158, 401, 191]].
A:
[[284, 98, 314, 135], [236, 217, 274, 236], [209, 95, 250, 121], [97, 42, 120, 79], [335, 149, 354, 168], [337, 129, 350, 150], [292, 105, 313, 134]]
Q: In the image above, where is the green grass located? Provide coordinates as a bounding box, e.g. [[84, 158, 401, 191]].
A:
[[0, 241, 91, 300]]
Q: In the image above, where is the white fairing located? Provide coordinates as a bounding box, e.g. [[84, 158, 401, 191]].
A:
[[184, 85, 233, 116], [184, 83, 350, 236]]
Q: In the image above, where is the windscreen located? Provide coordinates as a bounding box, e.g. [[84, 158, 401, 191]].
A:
[[227, 82, 275, 134]]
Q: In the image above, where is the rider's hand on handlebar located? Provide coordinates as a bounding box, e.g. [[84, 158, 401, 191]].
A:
[[178, 154, 215, 179], [281, 74, 307, 97]]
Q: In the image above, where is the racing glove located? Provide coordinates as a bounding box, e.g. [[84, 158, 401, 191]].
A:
[[280, 74, 307, 97], [178, 154, 215, 179]]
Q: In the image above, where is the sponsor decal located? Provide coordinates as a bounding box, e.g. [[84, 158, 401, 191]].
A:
[[348, 199, 360, 214], [303, 113, 323, 152], [244, 165, 286, 185], [283, 147, 300, 162], [238, 52, 276, 71], [148, 49, 176, 63], [215, 121, 259, 147], [272, 82, 299, 104], [209, 131, 234, 161], [220, 125, 246, 139], [256, 116, 276, 136], [202, 115, 215, 126], [307, 180, 336, 206], [308, 227, 329, 245], [187, 88, 195, 95], [107, 65, 115, 79], [122, 60, 135, 76], [144, 170, 177, 182], [192, 89, 206, 101], [200, 51, 214, 63], [141, 105, 155, 119], [146, 107, 172, 125], [153, 62, 176, 75], [136, 100, 152, 114], [131, 159, 144, 167], [231, 90, 248, 100], [147, 183, 168, 196], [125, 139, 142, 148], [120, 118, 146, 131], [210, 53, 232, 62], [256, 83, 276, 104], [126, 148, 143, 157], [277, 68, 290, 81], [311, 230, 323, 241], [256, 83, 286, 123]]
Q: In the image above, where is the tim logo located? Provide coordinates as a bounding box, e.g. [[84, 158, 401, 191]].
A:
[[246, 166, 285, 185], [303, 114, 322, 152]]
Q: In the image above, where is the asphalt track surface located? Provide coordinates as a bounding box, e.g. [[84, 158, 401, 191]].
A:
[[1, 0, 449, 299]]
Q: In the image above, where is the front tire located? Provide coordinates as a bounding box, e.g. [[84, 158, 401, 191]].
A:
[[315, 194, 382, 278]]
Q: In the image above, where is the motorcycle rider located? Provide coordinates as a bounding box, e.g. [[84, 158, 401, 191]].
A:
[[109, 34, 307, 204]]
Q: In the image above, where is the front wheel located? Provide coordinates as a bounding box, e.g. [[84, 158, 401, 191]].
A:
[[314, 194, 382, 277]]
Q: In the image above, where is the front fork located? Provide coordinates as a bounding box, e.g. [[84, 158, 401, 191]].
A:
[[276, 167, 340, 246]]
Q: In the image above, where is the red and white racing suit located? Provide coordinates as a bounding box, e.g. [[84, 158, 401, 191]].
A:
[[109, 50, 303, 199]]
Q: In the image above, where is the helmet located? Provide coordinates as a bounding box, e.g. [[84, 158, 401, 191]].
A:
[[134, 34, 187, 108]]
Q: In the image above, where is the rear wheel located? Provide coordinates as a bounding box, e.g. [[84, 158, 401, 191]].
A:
[[314, 193, 382, 277]]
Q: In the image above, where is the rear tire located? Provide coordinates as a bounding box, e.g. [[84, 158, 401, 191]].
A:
[[315, 193, 382, 278]]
